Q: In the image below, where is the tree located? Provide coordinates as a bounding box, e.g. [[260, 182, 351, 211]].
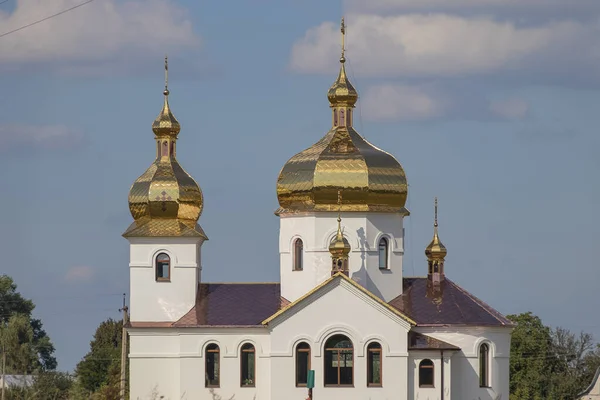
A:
[[548, 327, 597, 399], [75, 319, 124, 396], [508, 312, 600, 400], [507, 312, 554, 400], [0, 275, 56, 373]]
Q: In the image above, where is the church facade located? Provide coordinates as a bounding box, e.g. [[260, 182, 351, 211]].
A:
[[125, 22, 513, 400]]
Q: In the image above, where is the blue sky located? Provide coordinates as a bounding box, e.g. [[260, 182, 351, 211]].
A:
[[1, 0, 599, 371]]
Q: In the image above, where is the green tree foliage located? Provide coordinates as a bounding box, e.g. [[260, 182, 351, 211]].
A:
[[507, 312, 554, 400], [0, 275, 56, 373], [75, 318, 125, 397], [508, 312, 600, 400]]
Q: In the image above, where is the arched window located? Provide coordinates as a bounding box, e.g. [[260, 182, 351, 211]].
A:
[[295, 342, 311, 387], [205, 344, 220, 387], [378, 237, 389, 269], [162, 141, 168, 157], [155, 253, 170, 281], [170, 141, 175, 157], [479, 343, 490, 387], [339, 109, 345, 126], [293, 239, 303, 271], [347, 109, 352, 126], [240, 343, 255, 387], [333, 109, 338, 126], [367, 342, 382, 387], [324, 335, 353, 386], [419, 359, 434, 387]]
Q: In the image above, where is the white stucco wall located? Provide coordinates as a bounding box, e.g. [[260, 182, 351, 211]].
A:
[[279, 212, 405, 303], [269, 278, 411, 400], [129, 328, 271, 400], [408, 351, 454, 400], [127, 237, 204, 322], [415, 327, 512, 400]]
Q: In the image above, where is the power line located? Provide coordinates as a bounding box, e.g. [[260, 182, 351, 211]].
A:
[[0, 0, 11, 6], [0, 0, 95, 39]]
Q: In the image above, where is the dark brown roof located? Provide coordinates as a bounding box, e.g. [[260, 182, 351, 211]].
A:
[[408, 332, 460, 351], [389, 278, 513, 327], [172, 283, 282, 327], [129, 277, 512, 329]]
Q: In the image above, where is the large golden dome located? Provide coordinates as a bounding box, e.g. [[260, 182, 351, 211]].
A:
[[123, 58, 206, 238], [276, 21, 408, 215]]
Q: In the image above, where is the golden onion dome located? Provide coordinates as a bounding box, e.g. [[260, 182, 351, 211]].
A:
[[425, 198, 447, 260], [123, 57, 206, 239], [327, 56, 358, 107], [329, 216, 351, 258], [276, 19, 408, 215]]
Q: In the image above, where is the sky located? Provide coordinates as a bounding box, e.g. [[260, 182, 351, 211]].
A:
[[0, 0, 599, 372]]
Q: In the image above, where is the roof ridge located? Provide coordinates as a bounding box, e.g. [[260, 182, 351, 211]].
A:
[[445, 278, 513, 326], [203, 282, 280, 285]]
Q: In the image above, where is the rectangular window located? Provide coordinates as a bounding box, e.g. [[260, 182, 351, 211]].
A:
[[296, 347, 310, 386], [367, 348, 382, 386], [241, 345, 255, 387], [205, 346, 220, 387]]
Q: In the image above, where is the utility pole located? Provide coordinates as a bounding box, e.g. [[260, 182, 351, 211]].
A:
[[119, 293, 129, 400], [1, 342, 6, 400]]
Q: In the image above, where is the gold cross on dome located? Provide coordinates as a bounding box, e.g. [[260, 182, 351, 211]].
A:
[[341, 17, 346, 58]]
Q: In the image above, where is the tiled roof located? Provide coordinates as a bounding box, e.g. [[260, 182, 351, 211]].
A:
[[389, 278, 514, 327], [172, 283, 282, 327], [129, 277, 512, 329], [408, 332, 460, 351]]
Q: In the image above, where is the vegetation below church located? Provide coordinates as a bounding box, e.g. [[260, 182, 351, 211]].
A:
[[508, 312, 600, 400]]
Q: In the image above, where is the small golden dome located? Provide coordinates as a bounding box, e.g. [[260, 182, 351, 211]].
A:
[[152, 88, 181, 138], [329, 216, 351, 258], [425, 198, 447, 260], [327, 57, 358, 107], [123, 57, 205, 239]]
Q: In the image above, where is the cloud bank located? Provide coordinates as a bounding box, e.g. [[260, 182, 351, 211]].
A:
[[0, 124, 83, 151], [0, 0, 199, 69], [290, 14, 600, 79]]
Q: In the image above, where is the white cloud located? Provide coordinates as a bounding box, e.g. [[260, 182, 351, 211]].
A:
[[0, 124, 83, 151], [290, 14, 599, 79], [489, 98, 530, 120], [0, 0, 199, 67], [65, 266, 95, 283], [345, 0, 598, 12], [360, 84, 530, 121], [361, 84, 448, 121]]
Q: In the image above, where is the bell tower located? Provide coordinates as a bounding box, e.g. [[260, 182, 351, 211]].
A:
[[124, 57, 207, 323]]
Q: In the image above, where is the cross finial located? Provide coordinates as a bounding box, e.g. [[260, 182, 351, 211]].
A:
[[340, 17, 346, 61], [434, 197, 438, 227], [164, 55, 169, 96], [337, 190, 343, 222]]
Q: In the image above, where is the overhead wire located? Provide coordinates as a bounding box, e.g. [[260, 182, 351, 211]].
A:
[[0, 0, 95, 39]]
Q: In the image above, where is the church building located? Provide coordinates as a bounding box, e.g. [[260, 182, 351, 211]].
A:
[[125, 21, 514, 400]]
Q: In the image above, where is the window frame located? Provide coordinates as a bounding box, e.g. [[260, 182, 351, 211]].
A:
[[479, 343, 490, 388], [293, 238, 304, 271], [367, 342, 383, 387], [155, 253, 171, 282], [378, 237, 389, 269], [324, 335, 354, 387], [295, 342, 311, 387], [205, 344, 220, 388], [240, 343, 256, 388], [418, 359, 435, 388]]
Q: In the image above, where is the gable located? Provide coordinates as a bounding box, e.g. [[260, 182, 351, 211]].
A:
[[263, 273, 414, 329]]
